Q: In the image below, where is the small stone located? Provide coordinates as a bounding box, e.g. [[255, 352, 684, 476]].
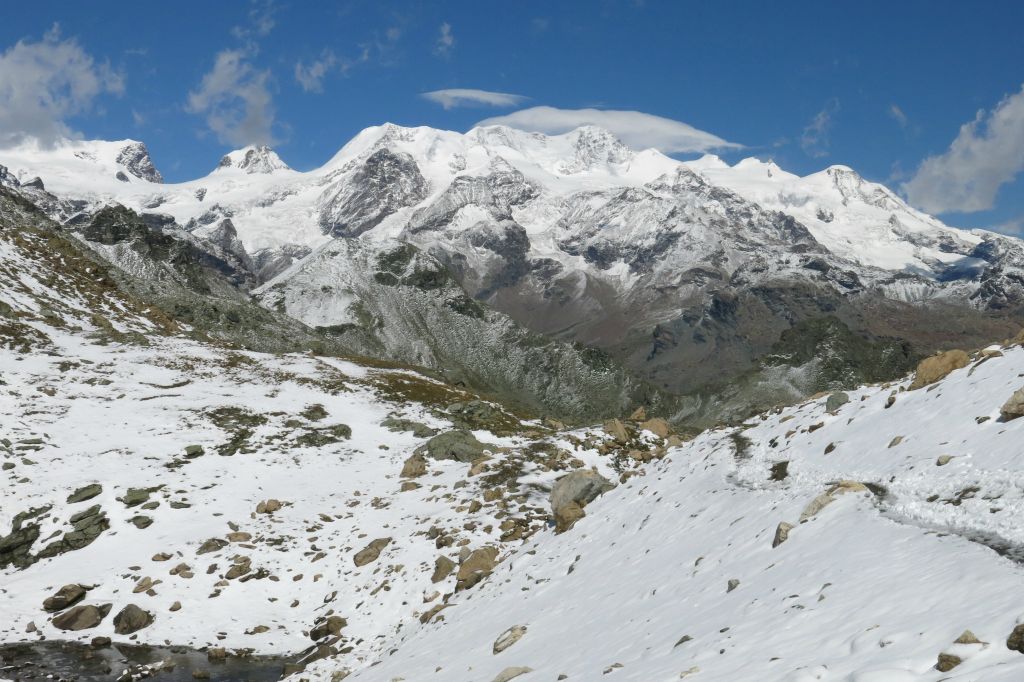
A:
[[206, 647, 227, 661], [726, 579, 740, 593], [197, 538, 228, 554], [131, 515, 153, 529], [936, 455, 953, 466], [184, 445, 204, 457], [954, 630, 981, 645], [255, 499, 282, 514], [170, 601, 182, 612], [400, 454, 428, 478]]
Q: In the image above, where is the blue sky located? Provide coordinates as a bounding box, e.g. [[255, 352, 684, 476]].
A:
[[1, 0, 1022, 232]]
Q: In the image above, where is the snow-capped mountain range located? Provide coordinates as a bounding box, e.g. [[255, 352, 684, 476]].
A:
[[3, 124, 1023, 402]]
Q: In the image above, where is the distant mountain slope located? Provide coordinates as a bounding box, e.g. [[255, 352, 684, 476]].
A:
[[4, 124, 1024, 423]]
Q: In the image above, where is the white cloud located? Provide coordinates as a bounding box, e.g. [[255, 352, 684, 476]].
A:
[[0, 26, 123, 148], [475, 106, 740, 153], [422, 88, 527, 110], [186, 49, 276, 147], [995, 216, 1023, 236], [434, 22, 454, 57], [294, 50, 340, 93], [902, 84, 1024, 214], [800, 98, 839, 158], [231, 0, 277, 43], [888, 104, 908, 128]]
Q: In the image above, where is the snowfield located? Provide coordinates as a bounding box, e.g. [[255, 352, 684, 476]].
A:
[[326, 342, 1024, 681]]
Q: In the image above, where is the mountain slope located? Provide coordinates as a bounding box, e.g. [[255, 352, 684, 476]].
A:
[[330, 337, 1024, 682]]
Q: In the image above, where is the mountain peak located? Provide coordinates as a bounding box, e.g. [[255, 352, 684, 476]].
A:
[[215, 144, 291, 174], [116, 141, 163, 183]]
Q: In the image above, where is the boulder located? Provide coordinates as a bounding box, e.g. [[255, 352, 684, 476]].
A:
[[639, 418, 670, 438], [1007, 623, 1024, 652], [825, 392, 850, 413], [52, 603, 110, 630], [113, 604, 154, 634], [67, 484, 102, 504], [493, 625, 528, 654], [255, 499, 282, 514], [772, 522, 794, 548], [999, 387, 1024, 421], [935, 653, 961, 672], [492, 667, 533, 682], [456, 546, 499, 591], [353, 537, 391, 567], [909, 350, 969, 390], [549, 470, 614, 532], [603, 419, 629, 443], [43, 584, 87, 612], [799, 481, 869, 521], [197, 538, 228, 554], [416, 430, 488, 463], [400, 453, 428, 478], [431, 555, 456, 583]]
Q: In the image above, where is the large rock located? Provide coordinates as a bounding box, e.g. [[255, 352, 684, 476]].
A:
[[456, 546, 499, 591], [43, 584, 87, 612], [825, 392, 850, 413], [772, 522, 794, 548], [431, 555, 456, 583], [1000, 387, 1024, 421], [492, 667, 533, 682], [416, 430, 488, 463], [799, 480, 869, 521], [549, 469, 614, 532], [52, 604, 111, 631], [113, 604, 154, 634], [1007, 623, 1024, 652], [493, 625, 527, 654], [909, 350, 969, 390], [400, 453, 428, 478], [310, 615, 347, 640], [353, 537, 391, 567], [67, 484, 102, 504]]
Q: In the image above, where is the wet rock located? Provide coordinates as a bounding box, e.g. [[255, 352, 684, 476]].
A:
[[401, 453, 428, 478], [1000, 387, 1024, 421], [67, 483, 102, 504], [493, 625, 527, 654], [909, 350, 969, 390], [43, 584, 88, 612], [431, 555, 456, 583], [91, 636, 111, 648], [52, 603, 111, 630], [113, 604, 154, 634], [353, 537, 391, 567], [456, 546, 499, 591], [416, 430, 488, 463], [772, 522, 794, 548]]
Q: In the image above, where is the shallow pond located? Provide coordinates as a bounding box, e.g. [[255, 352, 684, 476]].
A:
[[0, 640, 297, 681]]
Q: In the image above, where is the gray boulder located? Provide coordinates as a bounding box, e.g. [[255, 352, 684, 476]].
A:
[[113, 604, 154, 634], [416, 430, 488, 463], [549, 470, 614, 533], [52, 604, 111, 630]]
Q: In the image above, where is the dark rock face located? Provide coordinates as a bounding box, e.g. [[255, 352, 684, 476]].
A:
[[117, 142, 163, 183], [319, 148, 428, 238], [0, 506, 49, 569]]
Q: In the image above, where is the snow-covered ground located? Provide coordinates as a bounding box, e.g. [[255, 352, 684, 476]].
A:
[[326, 340, 1024, 681]]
